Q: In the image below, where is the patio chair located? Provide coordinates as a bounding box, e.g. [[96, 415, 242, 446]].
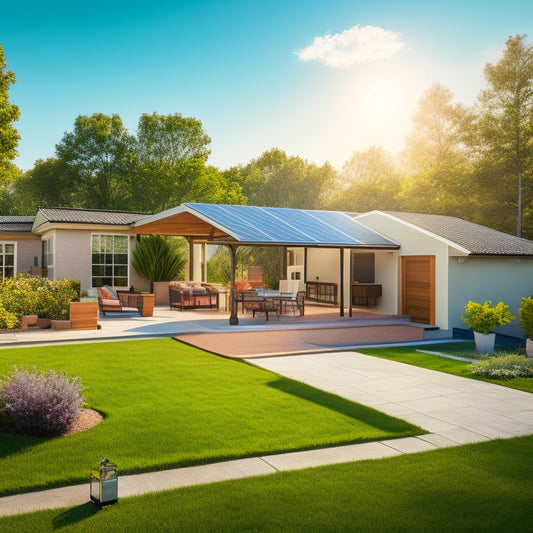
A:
[[252, 298, 279, 321], [282, 291, 305, 316]]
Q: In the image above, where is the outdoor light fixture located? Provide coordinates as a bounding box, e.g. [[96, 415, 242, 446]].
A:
[[90, 458, 118, 506]]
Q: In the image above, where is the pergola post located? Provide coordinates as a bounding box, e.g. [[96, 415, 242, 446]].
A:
[[187, 237, 194, 281], [339, 247, 345, 317], [228, 244, 239, 325]]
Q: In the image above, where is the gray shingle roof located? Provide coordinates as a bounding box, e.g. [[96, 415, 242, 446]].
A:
[[0, 216, 36, 232], [37, 207, 150, 226], [386, 211, 533, 256]]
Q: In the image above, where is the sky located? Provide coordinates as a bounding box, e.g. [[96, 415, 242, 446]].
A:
[[2, 0, 533, 172]]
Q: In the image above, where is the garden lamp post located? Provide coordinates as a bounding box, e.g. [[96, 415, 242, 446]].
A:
[[90, 458, 118, 506]]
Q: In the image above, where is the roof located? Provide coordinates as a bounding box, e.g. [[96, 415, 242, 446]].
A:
[[33, 207, 150, 232], [134, 203, 400, 248], [384, 211, 533, 256], [0, 216, 36, 233]]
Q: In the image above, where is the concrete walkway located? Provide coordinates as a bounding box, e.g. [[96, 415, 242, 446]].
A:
[[1, 350, 532, 517]]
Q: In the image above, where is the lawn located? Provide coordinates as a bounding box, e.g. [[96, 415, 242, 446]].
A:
[[0, 338, 422, 495], [1, 435, 531, 532], [358, 341, 533, 393]]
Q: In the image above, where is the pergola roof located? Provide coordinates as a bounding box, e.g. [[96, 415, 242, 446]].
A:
[[133, 203, 400, 249]]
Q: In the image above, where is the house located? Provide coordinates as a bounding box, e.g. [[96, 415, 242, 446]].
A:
[[1, 204, 532, 337]]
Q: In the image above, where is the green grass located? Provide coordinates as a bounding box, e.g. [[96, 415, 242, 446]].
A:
[[358, 342, 533, 393], [0, 339, 421, 495], [1, 435, 531, 532]]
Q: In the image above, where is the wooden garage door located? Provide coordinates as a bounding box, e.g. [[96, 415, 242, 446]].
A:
[[401, 255, 435, 324]]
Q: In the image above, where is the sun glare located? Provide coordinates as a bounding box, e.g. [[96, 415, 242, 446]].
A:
[[362, 81, 405, 123]]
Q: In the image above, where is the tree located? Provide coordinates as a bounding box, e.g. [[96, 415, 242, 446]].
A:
[[0, 45, 20, 176], [23, 158, 77, 207], [240, 148, 335, 209], [129, 113, 212, 211], [330, 146, 402, 212], [55, 114, 135, 209], [400, 83, 473, 216], [468, 35, 533, 237]]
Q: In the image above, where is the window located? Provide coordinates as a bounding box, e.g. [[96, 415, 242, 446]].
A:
[[42, 236, 54, 272], [0, 242, 16, 279], [91, 235, 129, 288], [352, 253, 375, 283]]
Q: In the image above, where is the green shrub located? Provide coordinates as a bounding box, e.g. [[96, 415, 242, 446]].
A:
[[519, 296, 533, 338], [471, 354, 533, 379], [0, 275, 80, 327], [0, 304, 18, 329], [461, 300, 514, 335], [0, 366, 85, 436]]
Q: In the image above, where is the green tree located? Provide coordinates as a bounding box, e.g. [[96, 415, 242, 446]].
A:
[[129, 113, 212, 211], [55, 113, 135, 209], [240, 149, 335, 209], [400, 83, 472, 216], [330, 146, 402, 212], [0, 44, 22, 213], [23, 158, 77, 207], [467, 35, 533, 237], [0, 44, 20, 177]]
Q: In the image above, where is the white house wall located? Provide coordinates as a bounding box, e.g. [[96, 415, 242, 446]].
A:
[[356, 212, 450, 329], [449, 256, 533, 337]]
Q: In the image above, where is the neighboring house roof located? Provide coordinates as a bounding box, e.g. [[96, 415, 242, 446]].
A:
[[0, 216, 36, 233], [32, 207, 150, 232], [134, 203, 400, 248], [382, 211, 533, 256]]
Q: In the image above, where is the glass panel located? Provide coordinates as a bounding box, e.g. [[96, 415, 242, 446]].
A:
[[114, 278, 128, 287], [114, 265, 128, 277], [114, 237, 128, 253], [0, 244, 3, 252], [115, 253, 128, 265], [5, 255, 14, 266], [92, 235, 102, 252], [4, 267, 14, 278], [92, 265, 104, 276], [92, 253, 103, 264], [104, 265, 113, 276], [5, 244, 14, 254], [0, 257, 3, 266], [104, 235, 114, 251], [92, 278, 104, 288], [104, 253, 114, 264]]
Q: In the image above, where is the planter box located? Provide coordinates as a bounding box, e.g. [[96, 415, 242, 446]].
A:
[[139, 294, 155, 317], [153, 282, 170, 306], [52, 320, 72, 330], [70, 301, 99, 329]]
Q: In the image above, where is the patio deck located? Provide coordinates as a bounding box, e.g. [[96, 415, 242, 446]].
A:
[[0, 303, 438, 352]]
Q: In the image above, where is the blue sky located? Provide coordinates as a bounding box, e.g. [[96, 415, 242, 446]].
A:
[[2, 0, 532, 172]]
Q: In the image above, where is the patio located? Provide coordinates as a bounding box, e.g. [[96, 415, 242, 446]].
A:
[[0, 303, 436, 351]]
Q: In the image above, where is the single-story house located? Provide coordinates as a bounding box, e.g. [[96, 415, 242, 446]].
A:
[[1, 204, 532, 337]]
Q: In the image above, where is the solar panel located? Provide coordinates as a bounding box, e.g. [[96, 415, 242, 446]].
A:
[[185, 203, 398, 247]]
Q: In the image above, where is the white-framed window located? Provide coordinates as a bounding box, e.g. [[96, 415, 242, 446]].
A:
[[0, 242, 16, 279], [42, 236, 54, 271], [91, 234, 129, 288]]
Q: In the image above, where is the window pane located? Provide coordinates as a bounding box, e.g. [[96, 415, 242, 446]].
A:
[[104, 253, 114, 264], [92, 278, 104, 288], [104, 265, 113, 276], [4, 267, 14, 278], [114, 278, 128, 287], [114, 237, 128, 253], [92, 253, 103, 264], [115, 253, 128, 264], [92, 235, 102, 252], [92, 265, 104, 276], [114, 265, 128, 277], [5, 255, 14, 266], [0, 257, 3, 267], [5, 244, 14, 254]]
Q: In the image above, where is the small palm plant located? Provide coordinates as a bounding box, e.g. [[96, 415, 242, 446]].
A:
[[132, 235, 187, 291]]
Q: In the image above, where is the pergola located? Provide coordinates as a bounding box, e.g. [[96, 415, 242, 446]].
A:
[[133, 203, 400, 325]]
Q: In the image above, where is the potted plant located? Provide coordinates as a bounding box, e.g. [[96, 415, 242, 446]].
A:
[[519, 296, 533, 357], [131, 235, 187, 305], [461, 300, 514, 353]]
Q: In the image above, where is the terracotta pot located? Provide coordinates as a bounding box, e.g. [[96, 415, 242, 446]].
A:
[[474, 331, 496, 354], [526, 338, 533, 358]]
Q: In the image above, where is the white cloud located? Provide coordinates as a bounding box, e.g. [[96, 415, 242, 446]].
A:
[[295, 25, 405, 68]]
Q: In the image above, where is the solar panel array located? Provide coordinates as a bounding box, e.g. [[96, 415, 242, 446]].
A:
[[185, 203, 398, 247]]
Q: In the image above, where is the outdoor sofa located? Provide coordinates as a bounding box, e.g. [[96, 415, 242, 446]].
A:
[[97, 286, 152, 316], [169, 281, 219, 311]]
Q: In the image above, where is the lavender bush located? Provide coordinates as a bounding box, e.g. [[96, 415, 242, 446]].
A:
[[0, 366, 85, 436]]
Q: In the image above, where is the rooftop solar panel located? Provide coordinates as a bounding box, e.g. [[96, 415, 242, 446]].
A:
[[185, 203, 398, 247]]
